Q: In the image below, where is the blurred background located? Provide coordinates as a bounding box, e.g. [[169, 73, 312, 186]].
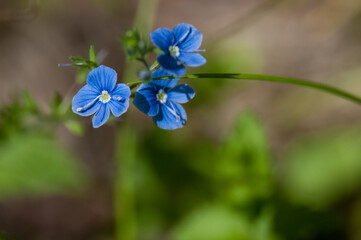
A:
[[1, 0, 361, 239]]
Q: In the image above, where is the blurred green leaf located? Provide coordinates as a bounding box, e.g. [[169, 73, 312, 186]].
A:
[[171, 204, 251, 240], [21, 90, 38, 114], [65, 120, 84, 136], [89, 45, 96, 63], [0, 133, 87, 198], [69, 57, 87, 64], [120, 29, 141, 60], [281, 127, 361, 207], [50, 92, 62, 117], [189, 112, 273, 205], [220, 112, 273, 204], [76, 67, 89, 84], [0, 232, 16, 240]]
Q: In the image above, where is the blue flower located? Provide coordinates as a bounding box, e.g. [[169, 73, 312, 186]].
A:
[[133, 67, 195, 130], [150, 23, 206, 76], [72, 65, 131, 128]]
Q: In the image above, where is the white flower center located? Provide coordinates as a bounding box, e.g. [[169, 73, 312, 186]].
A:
[[156, 89, 168, 104], [99, 90, 111, 103], [169, 45, 180, 57]]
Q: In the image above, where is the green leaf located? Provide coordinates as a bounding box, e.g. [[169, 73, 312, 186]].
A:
[[120, 29, 141, 60], [69, 57, 87, 64], [21, 90, 38, 113], [0, 133, 87, 199], [281, 128, 361, 207], [89, 45, 96, 63], [171, 204, 251, 240], [149, 60, 159, 71], [220, 112, 273, 203], [76, 68, 90, 84], [65, 120, 84, 136], [0, 232, 16, 240], [50, 92, 62, 116], [69, 57, 97, 70], [152, 48, 163, 54]]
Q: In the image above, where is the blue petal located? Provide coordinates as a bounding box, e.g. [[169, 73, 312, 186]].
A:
[[151, 67, 179, 89], [133, 84, 159, 116], [86, 65, 117, 92], [168, 84, 195, 103], [92, 103, 110, 128], [111, 83, 131, 98], [178, 25, 203, 51], [108, 98, 129, 117], [157, 53, 186, 76], [153, 101, 187, 130], [178, 52, 206, 67], [172, 23, 192, 44], [72, 85, 101, 116], [150, 28, 175, 52]]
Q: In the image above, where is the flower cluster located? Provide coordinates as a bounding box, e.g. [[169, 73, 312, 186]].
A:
[[72, 23, 206, 130]]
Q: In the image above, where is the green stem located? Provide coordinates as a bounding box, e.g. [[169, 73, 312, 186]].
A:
[[136, 57, 149, 69], [154, 73, 361, 105], [127, 81, 144, 90], [115, 125, 137, 240]]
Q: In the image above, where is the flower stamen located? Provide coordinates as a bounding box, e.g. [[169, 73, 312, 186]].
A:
[[99, 90, 111, 103], [169, 46, 180, 57], [156, 89, 168, 104]]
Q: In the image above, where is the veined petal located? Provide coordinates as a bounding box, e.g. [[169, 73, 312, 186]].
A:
[[172, 23, 192, 44], [86, 65, 117, 92], [178, 52, 206, 67], [153, 101, 187, 130], [178, 26, 203, 51], [151, 67, 179, 89], [92, 103, 110, 128], [168, 84, 195, 103], [133, 84, 159, 116], [111, 83, 131, 99], [72, 85, 101, 116], [157, 53, 186, 76], [150, 28, 175, 52], [109, 98, 129, 117]]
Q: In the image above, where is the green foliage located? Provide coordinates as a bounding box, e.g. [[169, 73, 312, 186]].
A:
[[89, 45, 96, 63], [0, 133, 87, 199], [172, 205, 278, 240], [0, 90, 41, 141], [120, 29, 154, 61], [281, 127, 361, 207], [171, 204, 251, 240], [189, 112, 273, 205], [68, 45, 100, 84], [129, 112, 278, 239], [115, 125, 138, 240], [0, 232, 16, 240], [65, 120, 85, 136]]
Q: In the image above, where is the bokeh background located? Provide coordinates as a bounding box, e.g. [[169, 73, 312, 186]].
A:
[[1, 0, 361, 239]]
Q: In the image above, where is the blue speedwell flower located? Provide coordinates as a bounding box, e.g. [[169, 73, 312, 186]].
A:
[[133, 67, 195, 130], [150, 23, 206, 76], [72, 65, 131, 128]]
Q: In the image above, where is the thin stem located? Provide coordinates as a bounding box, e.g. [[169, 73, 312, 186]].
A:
[[153, 73, 361, 105], [127, 81, 144, 90], [136, 57, 149, 69]]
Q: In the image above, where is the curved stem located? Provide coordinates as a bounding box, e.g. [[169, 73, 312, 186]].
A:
[[127, 81, 144, 90], [154, 73, 361, 105]]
